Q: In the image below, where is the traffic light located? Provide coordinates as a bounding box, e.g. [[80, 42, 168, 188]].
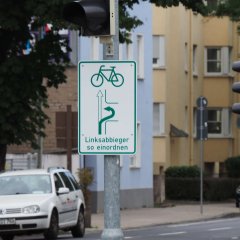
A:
[[232, 61, 240, 114], [63, 0, 115, 36]]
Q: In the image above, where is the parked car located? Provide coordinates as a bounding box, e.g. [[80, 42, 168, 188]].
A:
[[236, 185, 240, 208], [0, 167, 85, 240]]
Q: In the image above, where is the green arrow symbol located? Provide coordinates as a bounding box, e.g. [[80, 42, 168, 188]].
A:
[[98, 106, 115, 135]]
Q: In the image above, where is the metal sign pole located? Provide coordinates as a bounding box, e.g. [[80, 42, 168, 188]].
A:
[[101, 0, 124, 239], [199, 101, 203, 215], [196, 96, 208, 215]]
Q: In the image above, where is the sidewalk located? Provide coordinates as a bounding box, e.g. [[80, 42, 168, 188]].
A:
[[90, 202, 240, 230]]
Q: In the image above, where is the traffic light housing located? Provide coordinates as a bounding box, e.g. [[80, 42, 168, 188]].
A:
[[63, 0, 115, 36], [232, 61, 240, 114]]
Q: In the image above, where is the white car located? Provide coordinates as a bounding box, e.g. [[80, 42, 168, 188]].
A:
[[0, 168, 85, 240]]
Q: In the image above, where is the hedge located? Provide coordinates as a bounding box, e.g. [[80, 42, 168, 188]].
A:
[[166, 178, 240, 201], [165, 165, 200, 178], [225, 156, 240, 178]]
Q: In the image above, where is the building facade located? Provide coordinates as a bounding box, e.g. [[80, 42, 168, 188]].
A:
[[79, 1, 153, 212], [152, 4, 239, 203]]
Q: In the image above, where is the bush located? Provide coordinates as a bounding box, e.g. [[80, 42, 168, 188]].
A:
[[166, 178, 200, 200], [225, 156, 240, 178], [77, 168, 94, 228], [166, 177, 240, 201], [165, 165, 200, 178], [77, 168, 94, 200]]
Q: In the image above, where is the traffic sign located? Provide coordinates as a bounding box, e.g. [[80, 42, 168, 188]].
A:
[[78, 61, 137, 154]]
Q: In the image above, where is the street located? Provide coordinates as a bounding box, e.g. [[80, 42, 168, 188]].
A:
[[13, 217, 240, 240]]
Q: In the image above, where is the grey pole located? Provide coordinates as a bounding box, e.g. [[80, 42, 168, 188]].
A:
[[101, 0, 124, 239], [198, 97, 207, 215], [199, 100, 204, 215], [200, 137, 203, 214], [196, 96, 208, 215], [101, 155, 123, 240]]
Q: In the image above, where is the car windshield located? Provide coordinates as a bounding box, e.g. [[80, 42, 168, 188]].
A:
[[0, 174, 52, 195]]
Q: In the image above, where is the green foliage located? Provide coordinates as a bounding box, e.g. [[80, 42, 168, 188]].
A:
[[166, 178, 200, 200], [119, 0, 207, 43], [77, 167, 94, 207], [165, 165, 200, 178], [166, 177, 240, 201], [214, 0, 240, 21], [0, 0, 70, 151], [203, 178, 238, 201], [225, 156, 240, 178], [77, 168, 94, 193], [77, 168, 94, 228]]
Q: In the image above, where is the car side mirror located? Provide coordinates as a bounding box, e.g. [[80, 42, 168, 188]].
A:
[[57, 187, 70, 195]]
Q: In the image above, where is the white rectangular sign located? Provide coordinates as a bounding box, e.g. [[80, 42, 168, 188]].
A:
[[78, 61, 137, 154]]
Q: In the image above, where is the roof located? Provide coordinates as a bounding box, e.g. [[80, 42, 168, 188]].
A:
[[170, 124, 188, 138]]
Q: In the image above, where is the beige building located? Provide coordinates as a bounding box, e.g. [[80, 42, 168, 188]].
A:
[[152, 5, 239, 203]]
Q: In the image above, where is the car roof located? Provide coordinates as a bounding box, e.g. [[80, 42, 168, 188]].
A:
[[0, 167, 68, 177], [0, 169, 49, 177]]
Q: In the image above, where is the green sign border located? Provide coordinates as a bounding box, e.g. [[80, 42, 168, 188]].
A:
[[78, 60, 137, 155]]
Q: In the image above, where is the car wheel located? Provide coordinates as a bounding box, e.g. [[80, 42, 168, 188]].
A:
[[71, 208, 85, 238], [1, 234, 14, 240], [236, 199, 239, 208], [44, 210, 58, 240]]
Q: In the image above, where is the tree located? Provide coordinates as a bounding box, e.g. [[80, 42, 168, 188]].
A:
[[214, 0, 240, 21], [0, 0, 70, 170], [0, 0, 207, 171], [119, 0, 207, 42]]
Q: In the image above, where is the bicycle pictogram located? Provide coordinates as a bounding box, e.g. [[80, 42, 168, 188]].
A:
[[91, 65, 124, 87]]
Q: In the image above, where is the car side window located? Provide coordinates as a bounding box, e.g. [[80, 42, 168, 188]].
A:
[[59, 172, 74, 191], [66, 172, 80, 190], [54, 173, 64, 192]]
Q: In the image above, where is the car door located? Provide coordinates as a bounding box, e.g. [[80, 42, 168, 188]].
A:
[[53, 173, 69, 225], [58, 172, 78, 223]]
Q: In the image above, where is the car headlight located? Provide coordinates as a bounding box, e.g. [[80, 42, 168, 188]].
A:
[[22, 205, 40, 214]]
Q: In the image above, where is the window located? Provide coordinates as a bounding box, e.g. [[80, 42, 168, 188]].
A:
[[119, 155, 123, 167], [184, 43, 188, 72], [126, 33, 133, 60], [59, 29, 78, 65], [130, 122, 141, 168], [153, 35, 165, 68], [56, 111, 78, 149], [91, 37, 99, 60], [193, 45, 198, 75], [119, 44, 123, 60], [137, 34, 144, 79], [205, 47, 231, 75], [206, 48, 221, 73], [66, 172, 80, 190], [207, 108, 231, 137], [153, 103, 165, 136], [59, 172, 74, 191], [68, 31, 79, 65], [54, 174, 64, 192]]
